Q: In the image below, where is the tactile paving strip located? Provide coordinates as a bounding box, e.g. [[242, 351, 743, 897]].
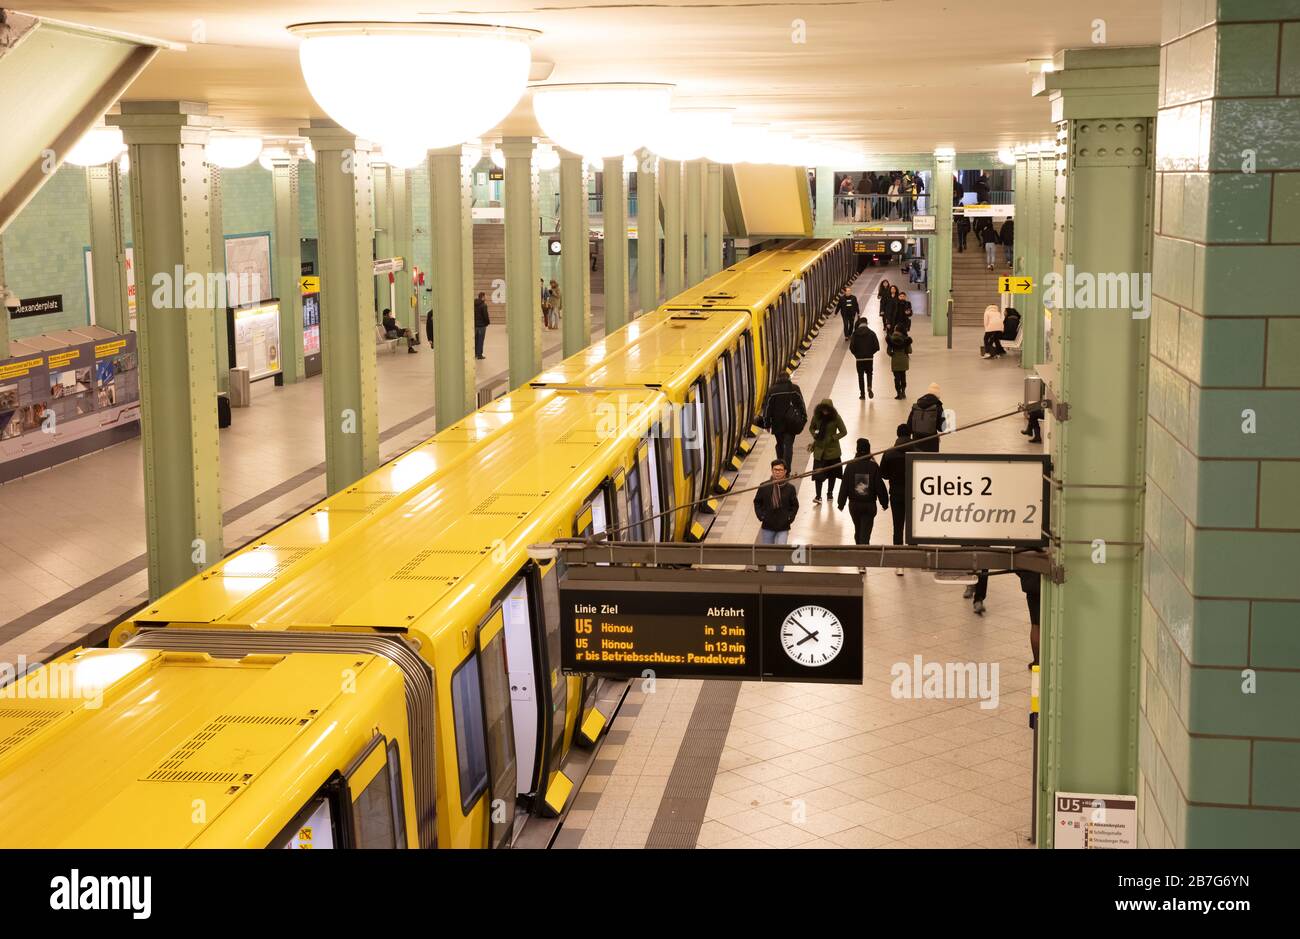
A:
[[644, 680, 741, 848]]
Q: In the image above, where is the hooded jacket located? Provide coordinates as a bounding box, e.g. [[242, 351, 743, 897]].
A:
[[879, 432, 914, 493], [983, 304, 1004, 333], [907, 391, 946, 452], [761, 375, 807, 435], [809, 400, 847, 460], [850, 320, 880, 360], [887, 330, 911, 371], [838, 441, 890, 513]]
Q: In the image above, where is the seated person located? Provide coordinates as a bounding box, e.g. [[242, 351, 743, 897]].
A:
[[381, 308, 418, 353]]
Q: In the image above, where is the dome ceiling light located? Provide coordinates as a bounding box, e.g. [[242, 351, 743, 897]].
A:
[[645, 107, 734, 162], [64, 126, 126, 166], [288, 22, 537, 153], [532, 83, 673, 159], [206, 134, 264, 169]]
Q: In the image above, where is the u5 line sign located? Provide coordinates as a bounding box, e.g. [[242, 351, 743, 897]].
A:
[[905, 453, 1050, 548]]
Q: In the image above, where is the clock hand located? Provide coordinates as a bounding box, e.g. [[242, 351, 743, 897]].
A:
[[796, 631, 820, 646], [790, 617, 815, 638]]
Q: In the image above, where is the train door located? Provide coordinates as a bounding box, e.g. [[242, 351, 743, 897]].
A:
[[575, 483, 611, 540], [684, 382, 707, 509], [500, 579, 541, 800], [475, 611, 517, 848], [612, 469, 630, 541], [636, 439, 658, 541]]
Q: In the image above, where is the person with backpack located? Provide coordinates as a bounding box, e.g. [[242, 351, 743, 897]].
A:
[[835, 285, 860, 341], [808, 399, 846, 505], [879, 423, 914, 574], [906, 383, 946, 452], [955, 213, 971, 252], [849, 315, 879, 399], [753, 459, 800, 572], [980, 222, 999, 271], [982, 304, 1006, 358], [760, 372, 807, 473], [837, 438, 890, 546], [887, 326, 911, 399]]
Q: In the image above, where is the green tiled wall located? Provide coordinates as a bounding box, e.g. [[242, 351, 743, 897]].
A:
[[1144, 1, 1300, 847]]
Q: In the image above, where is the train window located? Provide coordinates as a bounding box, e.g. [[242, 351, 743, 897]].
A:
[[717, 353, 734, 459], [705, 375, 722, 485], [626, 461, 646, 542], [679, 400, 695, 483], [451, 654, 490, 814], [685, 385, 706, 508], [639, 440, 661, 541], [350, 739, 404, 849], [652, 423, 679, 539], [613, 471, 630, 542], [478, 626, 517, 848], [269, 787, 344, 849], [741, 332, 756, 427]]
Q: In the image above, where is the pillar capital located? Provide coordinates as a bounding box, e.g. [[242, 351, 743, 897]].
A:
[[300, 120, 373, 152], [108, 100, 216, 146], [500, 136, 536, 159], [1033, 46, 1160, 120]]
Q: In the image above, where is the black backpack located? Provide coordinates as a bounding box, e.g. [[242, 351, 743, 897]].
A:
[[784, 397, 808, 435], [910, 401, 940, 436]]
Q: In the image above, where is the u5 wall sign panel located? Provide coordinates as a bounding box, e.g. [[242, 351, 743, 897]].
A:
[[905, 453, 1050, 548]]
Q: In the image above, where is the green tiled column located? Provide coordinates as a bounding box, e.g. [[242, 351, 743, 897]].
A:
[[661, 158, 684, 298], [684, 159, 704, 287], [373, 161, 394, 320], [427, 145, 475, 428], [930, 150, 954, 335], [603, 155, 630, 331], [302, 122, 380, 493], [207, 167, 230, 394], [636, 149, 660, 314], [705, 161, 723, 276], [1140, 2, 1300, 849], [503, 137, 542, 387], [1032, 47, 1160, 846], [271, 156, 304, 383], [1012, 148, 1038, 368], [85, 161, 130, 334], [559, 149, 591, 356], [109, 101, 223, 598], [1035, 143, 1056, 365]]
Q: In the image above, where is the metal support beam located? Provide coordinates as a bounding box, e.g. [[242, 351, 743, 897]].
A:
[[271, 157, 304, 383], [930, 151, 954, 336], [208, 166, 229, 394], [391, 167, 415, 335], [684, 159, 704, 286], [0, 236, 9, 357], [109, 100, 222, 598], [85, 161, 130, 334], [1015, 148, 1039, 369], [1032, 46, 1159, 846], [503, 137, 542, 387], [302, 122, 380, 493], [602, 155, 629, 332], [660, 158, 683, 298], [705, 161, 723, 276], [635, 149, 660, 314], [427, 145, 475, 428], [372, 161, 394, 322], [559, 149, 591, 356], [1035, 143, 1055, 366]]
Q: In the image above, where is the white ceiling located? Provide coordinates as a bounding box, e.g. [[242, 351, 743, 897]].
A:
[[21, 0, 1163, 153]]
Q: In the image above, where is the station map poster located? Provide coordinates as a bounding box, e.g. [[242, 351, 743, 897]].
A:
[[559, 572, 863, 684], [223, 233, 273, 307]]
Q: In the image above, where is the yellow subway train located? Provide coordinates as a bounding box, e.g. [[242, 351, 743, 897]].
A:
[[0, 238, 853, 848]]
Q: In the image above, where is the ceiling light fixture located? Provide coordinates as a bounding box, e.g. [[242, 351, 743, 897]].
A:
[[645, 107, 734, 162], [206, 134, 264, 169], [289, 22, 538, 153], [532, 83, 673, 159], [64, 126, 126, 167]]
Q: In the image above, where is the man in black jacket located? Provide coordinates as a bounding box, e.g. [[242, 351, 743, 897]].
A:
[[878, 423, 914, 574], [754, 459, 799, 571], [837, 438, 889, 547], [760, 373, 807, 472], [473, 292, 490, 359], [382, 308, 418, 353], [999, 218, 1015, 268], [425, 308, 434, 350], [835, 285, 860, 340], [849, 316, 879, 399]]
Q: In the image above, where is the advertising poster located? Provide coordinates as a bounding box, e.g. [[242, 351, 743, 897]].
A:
[[83, 246, 137, 330], [231, 301, 282, 381], [223, 233, 273, 306]]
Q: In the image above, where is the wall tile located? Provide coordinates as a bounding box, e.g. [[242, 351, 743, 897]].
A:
[[1272, 172, 1300, 243], [1206, 173, 1272, 242], [1193, 388, 1300, 457], [1259, 462, 1300, 528], [1266, 319, 1300, 386], [1191, 598, 1251, 664], [1188, 663, 1300, 735], [1166, 26, 1220, 106], [1216, 23, 1280, 97], [1201, 245, 1300, 315], [1193, 529, 1300, 598], [1216, 0, 1300, 20], [1202, 318, 1266, 385], [1253, 742, 1300, 808], [1195, 459, 1259, 527], [1187, 804, 1300, 847], [1162, 172, 1188, 238], [1188, 737, 1251, 803], [1209, 99, 1300, 172], [2, 165, 92, 338], [1251, 600, 1300, 667], [1281, 22, 1300, 95]]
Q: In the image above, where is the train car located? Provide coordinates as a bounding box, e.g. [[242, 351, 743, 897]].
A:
[[0, 238, 851, 848]]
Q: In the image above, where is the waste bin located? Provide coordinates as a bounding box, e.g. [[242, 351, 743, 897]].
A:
[[229, 367, 251, 408]]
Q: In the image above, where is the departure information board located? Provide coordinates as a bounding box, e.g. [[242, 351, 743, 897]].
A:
[[560, 574, 862, 684]]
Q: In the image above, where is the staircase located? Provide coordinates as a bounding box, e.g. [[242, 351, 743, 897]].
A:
[[950, 238, 1007, 327], [472, 225, 506, 323]]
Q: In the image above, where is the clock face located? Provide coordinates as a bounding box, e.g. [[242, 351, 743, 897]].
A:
[[779, 605, 844, 667]]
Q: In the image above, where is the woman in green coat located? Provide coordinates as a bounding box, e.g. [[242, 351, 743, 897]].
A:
[[808, 398, 847, 505], [887, 328, 912, 399]]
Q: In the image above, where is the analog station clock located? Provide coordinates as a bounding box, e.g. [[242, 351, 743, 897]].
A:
[[779, 604, 844, 667]]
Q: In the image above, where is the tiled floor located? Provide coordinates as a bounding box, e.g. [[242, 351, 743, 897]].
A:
[[0, 311, 605, 664], [568, 268, 1042, 849]]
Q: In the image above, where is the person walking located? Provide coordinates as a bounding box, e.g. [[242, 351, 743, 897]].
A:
[[975, 173, 991, 204], [473, 292, 490, 359], [849, 314, 879, 399], [837, 437, 889, 546], [754, 459, 799, 572], [999, 218, 1015, 268], [895, 290, 914, 333], [980, 221, 999, 271], [835, 285, 860, 341], [887, 325, 912, 399], [548, 279, 563, 329], [982, 303, 1006, 358], [879, 423, 914, 574], [1022, 402, 1044, 444], [760, 372, 807, 473], [906, 383, 946, 452], [425, 308, 435, 350], [838, 174, 855, 220], [808, 399, 846, 505], [1019, 570, 1042, 667], [856, 172, 873, 221]]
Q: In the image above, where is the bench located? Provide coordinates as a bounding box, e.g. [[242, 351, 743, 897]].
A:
[[376, 324, 402, 354]]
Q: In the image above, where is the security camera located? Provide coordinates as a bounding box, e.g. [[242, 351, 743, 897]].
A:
[[3, 288, 20, 315]]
